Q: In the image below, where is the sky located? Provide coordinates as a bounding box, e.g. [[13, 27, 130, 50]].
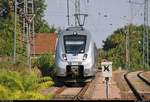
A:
[[44, 0, 145, 48]]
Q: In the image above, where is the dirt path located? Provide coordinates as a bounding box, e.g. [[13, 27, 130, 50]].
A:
[[113, 70, 135, 100], [90, 71, 121, 100]]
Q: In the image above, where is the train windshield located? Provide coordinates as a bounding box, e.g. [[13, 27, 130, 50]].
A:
[[64, 35, 86, 54]]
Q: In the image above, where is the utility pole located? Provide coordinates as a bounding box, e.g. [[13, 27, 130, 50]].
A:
[[143, 0, 149, 70], [125, 25, 130, 71], [31, 0, 35, 58], [13, 0, 17, 64], [24, 0, 31, 71], [126, 0, 134, 71], [67, 0, 70, 26]]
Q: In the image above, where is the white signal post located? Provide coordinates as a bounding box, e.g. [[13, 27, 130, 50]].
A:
[[101, 61, 113, 99]]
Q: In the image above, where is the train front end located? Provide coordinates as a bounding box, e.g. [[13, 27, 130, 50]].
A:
[[55, 27, 96, 81]]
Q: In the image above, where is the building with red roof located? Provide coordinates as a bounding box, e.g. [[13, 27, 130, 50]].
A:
[[30, 33, 57, 57]]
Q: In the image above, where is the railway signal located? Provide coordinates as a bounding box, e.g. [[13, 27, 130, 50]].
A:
[[101, 60, 113, 99], [101, 61, 112, 78]]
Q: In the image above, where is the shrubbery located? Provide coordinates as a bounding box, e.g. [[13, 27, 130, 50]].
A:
[[36, 54, 55, 69], [0, 70, 54, 100], [35, 54, 56, 77]]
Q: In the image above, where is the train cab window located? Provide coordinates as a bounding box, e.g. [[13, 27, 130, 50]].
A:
[[64, 35, 86, 54]]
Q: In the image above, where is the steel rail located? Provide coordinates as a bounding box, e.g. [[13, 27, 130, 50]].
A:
[[74, 82, 91, 100], [53, 81, 91, 100], [124, 72, 145, 102], [138, 72, 150, 86]]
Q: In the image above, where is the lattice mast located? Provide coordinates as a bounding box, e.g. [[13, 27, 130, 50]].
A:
[[14, 0, 35, 70]]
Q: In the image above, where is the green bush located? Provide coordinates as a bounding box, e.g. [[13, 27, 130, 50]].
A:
[[22, 91, 48, 100], [35, 54, 56, 76], [38, 76, 54, 89], [21, 73, 39, 91], [11, 90, 22, 100], [0, 70, 24, 92], [39, 76, 53, 83], [0, 85, 11, 100], [36, 54, 55, 69], [11, 91, 54, 100], [38, 81, 54, 89]]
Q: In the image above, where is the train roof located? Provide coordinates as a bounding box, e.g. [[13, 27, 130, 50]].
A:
[[66, 26, 85, 31], [61, 26, 91, 36]]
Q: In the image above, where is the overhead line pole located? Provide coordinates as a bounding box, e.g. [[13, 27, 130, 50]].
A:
[[143, 23, 146, 69], [128, 0, 134, 71], [23, 0, 26, 42], [144, 0, 149, 70], [13, 0, 35, 71], [125, 25, 129, 71], [126, 0, 133, 71], [67, 0, 70, 26], [32, 1, 35, 58], [25, 0, 31, 70], [30, 0, 35, 58], [26, 0, 35, 71], [13, 0, 17, 64], [75, 0, 78, 26], [78, 0, 80, 25]]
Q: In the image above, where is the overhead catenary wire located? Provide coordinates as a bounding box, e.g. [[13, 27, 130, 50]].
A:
[[65, 0, 89, 27]]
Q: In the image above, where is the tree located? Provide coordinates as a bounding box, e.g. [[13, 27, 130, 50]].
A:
[[34, 0, 55, 33], [0, 0, 56, 56], [102, 25, 146, 70]]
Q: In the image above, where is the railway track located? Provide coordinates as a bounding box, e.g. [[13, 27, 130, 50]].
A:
[[53, 81, 92, 100], [138, 72, 150, 86], [124, 71, 150, 101]]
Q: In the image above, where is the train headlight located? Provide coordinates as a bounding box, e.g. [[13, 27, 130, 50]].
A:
[[62, 54, 67, 60], [83, 54, 88, 60]]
